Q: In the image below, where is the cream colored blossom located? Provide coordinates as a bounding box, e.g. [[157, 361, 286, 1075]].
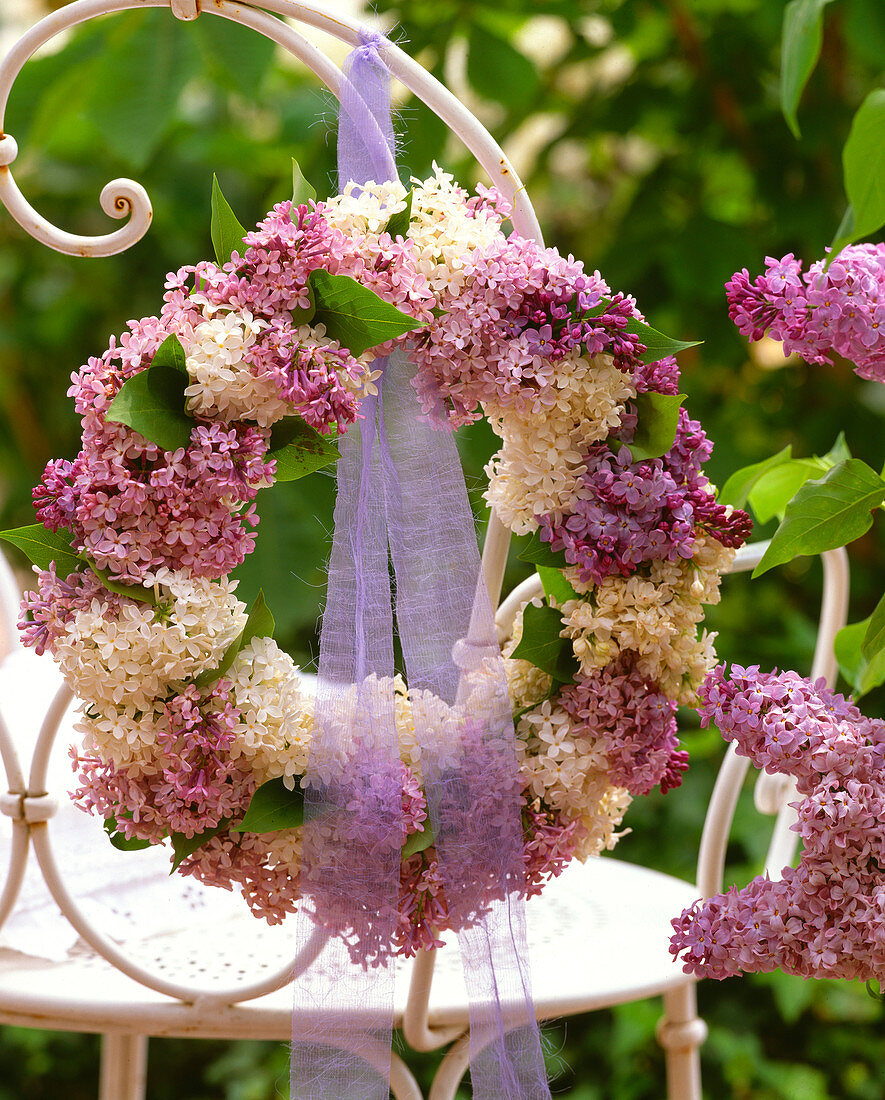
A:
[[55, 572, 247, 715], [183, 306, 291, 427], [484, 351, 634, 532], [226, 636, 313, 787]]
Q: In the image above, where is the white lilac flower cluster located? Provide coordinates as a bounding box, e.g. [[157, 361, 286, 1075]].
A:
[[14, 167, 748, 957]]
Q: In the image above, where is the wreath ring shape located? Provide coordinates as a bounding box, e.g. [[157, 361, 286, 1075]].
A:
[[3, 164, 751, 960]]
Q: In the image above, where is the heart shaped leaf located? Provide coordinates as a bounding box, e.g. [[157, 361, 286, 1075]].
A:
[[753, 459, 885, 577], [309, 268, 425, 356], [510, 602, 578, 684], [236, 777, 304, 833], [268, 418, 339, 482], [0, 524, 82, 578], [105, 365, 193, 453], [625, 392, 687, 462]]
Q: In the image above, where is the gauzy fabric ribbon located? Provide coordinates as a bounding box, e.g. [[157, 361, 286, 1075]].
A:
[[290, 30, 551, 1100]]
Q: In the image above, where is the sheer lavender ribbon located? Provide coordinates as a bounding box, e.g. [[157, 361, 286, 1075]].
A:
[[290, 30, 550, 1099]]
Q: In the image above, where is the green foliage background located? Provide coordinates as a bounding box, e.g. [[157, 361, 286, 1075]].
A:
[[0, 1, 884, 1096]]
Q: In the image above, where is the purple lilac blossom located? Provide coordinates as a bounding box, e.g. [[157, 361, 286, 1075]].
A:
[[670, 664, 885, 981], [726, 244, 885, 383]]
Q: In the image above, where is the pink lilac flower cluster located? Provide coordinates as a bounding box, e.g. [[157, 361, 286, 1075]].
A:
[[71, 681, 256, 842], [408, 184, 682, 427], [670, 664, 885, 981], [561, 660, 687, 796], [725, 244, 885, 383], [539, 411, 751, 585]]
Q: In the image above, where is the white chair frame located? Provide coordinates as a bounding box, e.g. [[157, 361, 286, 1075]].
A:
[[0, 4, 852, 1097]]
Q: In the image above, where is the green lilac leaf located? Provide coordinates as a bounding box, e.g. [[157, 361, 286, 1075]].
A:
[[748, 458, 827, 523], [510, 602, 579, 684], [538, 565, 580, 606], [719, 445, 793, 509], [150, 333, 187, 374], [630, 326, 701, 366], [518, 531, 570, 570], [88, 563, 156, 605], [0, 524, 82, 578], [625, 392, 687, 462], [105, 365, 193, 453], [103, 816, 152, 852], [383, 189, 414, 240], [210, 174, 248, 266], [308, 269, 425, 356], [268, 418, 339, 482], [780, 0, 834, 140], [292, 158, 317, 206], [402, 821, 435, 858], [170, 820, 229, 872], [753, 459, 885, 577], [194, 589, 274, 688], [832, 89, 885, 253], [861, 592, 885, 661], [821, 431, 852, 467], [835, 616, 885, 698], [240, 589, 275, 650], [582, 298, 700, 363], [236, 777, 304, 833]]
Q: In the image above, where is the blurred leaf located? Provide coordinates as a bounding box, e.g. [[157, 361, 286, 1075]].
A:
[[309, 269, 425, 355], [836, 616, 885, 696], [196, 14, 275, 99], [861, 591, 885, 660], [237, 777, 304, 833], [105, 365, 192, 452], [211, 174, 249, 265], [754, 460, 885, 576], [89, 10, 198, 169], [832, 89, 885, 252], [466, 24, 539, 111], [511, 602, 578, 682], [268, 418, 339, 482], [292, 158, 317, 206], [625, 391, 687, 461], [780, 0, 834, 139], [0, 524, 81, 577], [719, 445, 793, 508]]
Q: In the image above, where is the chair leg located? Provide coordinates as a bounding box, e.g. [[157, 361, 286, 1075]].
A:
[[428, 1033, 470, 1100], [99, 1033, 148, 1100], [656, 983, 707, 1100]]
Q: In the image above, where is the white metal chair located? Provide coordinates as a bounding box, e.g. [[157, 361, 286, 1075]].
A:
[[0, 3, 852, 1097]]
